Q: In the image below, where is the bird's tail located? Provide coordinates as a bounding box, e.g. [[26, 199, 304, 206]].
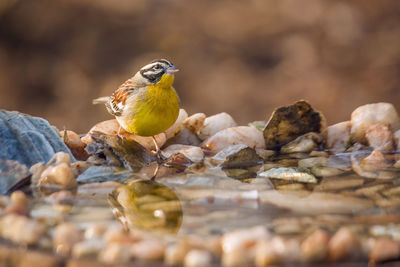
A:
[[92, 96, 109, 105]]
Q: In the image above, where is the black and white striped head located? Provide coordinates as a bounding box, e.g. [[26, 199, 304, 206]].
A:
[[139, 59, 179, 84]]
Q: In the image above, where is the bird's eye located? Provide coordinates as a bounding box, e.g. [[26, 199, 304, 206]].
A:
[[154, 64, 162, 70]]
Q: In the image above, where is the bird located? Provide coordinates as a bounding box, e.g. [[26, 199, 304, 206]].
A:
[[93, 59, 180, 158]]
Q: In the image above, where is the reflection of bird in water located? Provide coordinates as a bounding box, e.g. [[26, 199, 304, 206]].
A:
[[108, 179, 182, 234]]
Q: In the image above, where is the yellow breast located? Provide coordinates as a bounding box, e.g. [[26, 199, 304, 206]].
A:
[[124, 74, 180, 136]]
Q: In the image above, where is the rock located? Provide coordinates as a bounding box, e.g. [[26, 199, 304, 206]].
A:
[[314, 177, 364, 191], [280, 132, 323, 154], [221, 226, 270, 255], [82, 119, 166, 151], [164, 126, 202, 147], [39, 162, 77, 189], [352, 149, 396, 179], [365, 124, 394, 152], [328, 227, 361, 261], [255, 237, 302, 266], [350, 103, 400, 144], [395, 130, 400, 151], [165, 242, 191, 266], [201, 126, 265, 154], [263, 100, 326, 149], [259, 190, 374, 215], [326, 121, 351, 153], [163, 144, 204, 163], [209, 144, 263, 168], [53, 223, 82, 256], [85, 132, 154, 172], [10, 190, 28, 206], [131, 239, 166, 261], [72, 239, 105, 259], [198, 112, 237, 140], [310, 166, 346, 177], [301, 229, 330, 262], [165, 109, 188, 139], [259, 167, 318, 183], [298, 157, 329, 168], [60, 130, 90, 160], [0, 214, 46, 245], [184, 249, 213, 267], [0, 159, 30, 195], [0, 110, 75, 167], [183, 113, 206, 133], [84, 224, 107, 240], [99, 243, 132, 263], [77, 165, 133, 183], [369, 237, 400, 263]]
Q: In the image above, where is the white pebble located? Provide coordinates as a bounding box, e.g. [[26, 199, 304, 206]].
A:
[[326, 121, 351, 153], [184, 249, 213, 267], [183, 113, 206, 133], [163, 144, 204, 163], [53, 222, 82, 256], [198, 112, 237, 140]]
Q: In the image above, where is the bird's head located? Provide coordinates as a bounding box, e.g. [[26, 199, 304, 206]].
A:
[[136, 59, 179, 86]]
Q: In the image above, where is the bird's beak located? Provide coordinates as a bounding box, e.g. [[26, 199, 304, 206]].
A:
[[166, 65, 180, 74]]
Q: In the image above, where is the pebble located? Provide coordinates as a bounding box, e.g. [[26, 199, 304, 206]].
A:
[[183, 113, 206, 133], [0, 214, 46, 245], [60, 130, 89, 160], [198, 112, 237, 140], [210, 144, 263, 168], [328, 227, 361, 261], [259, 167, 318, 183], [326, 121, 351, 153], [350, 102, 400, 144], [369, 237, 400, 263], [29, 162, 47, 184], [394, 129, 400, 151], [201, 126, 265, 153], [39, 162, 77, 188], [360, 150, 391, 172], [131, 239, 166, 261], [254, 237, 285, 266], [165, 242, 191, 265], [72, 239, 105, 259], [99, 243, 132, 263], [365, 124, 394, 152], [301, 229, 330, 262], [48, 151, 72, 165], [84, 223, 107, 240], [163, 144, 204, 163], [53, 223, 82, 256], [298, 157, 329, 168], [165, 109, 188, 139], [10, 190, 28, 205], [222, 226, 270, 254], [184, 249, 213, 267], [314, 177, 364, 191], [280, 132, 322, 154]]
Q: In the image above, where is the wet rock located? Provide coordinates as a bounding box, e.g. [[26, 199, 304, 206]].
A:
[[10, 190, 28, 205], [366, 124, 394, 152], [163, 144, 204, 163], [53, 222, 82, 256], [60, 130, 90, 160], [369, 237, 400, 263], [84, 224, 107, 240], [301, 229, 330, 262], [201, 126, 265, 154], [259, 190, 374, 214], [298, 157, 329, 168], [85, 132, 154, 172], [39, 162, 77, 189], [0, 214, 46, 245], [259, 167, 318, 183], [82, 119, 166, 151], [184, 249, 213, 267], [99, 243, 132, 263], [131, 239, 166, 261], [280, 132, 323, 154], [222, 226, 270, 254], [165, 242, 191, 266], [328, 227, 361, 261], [183, 113, 206, 133], [310, 166, 346, 177], [248, 121, 267, 131], [70, 161, 92, 177], [198, 112, 237, 140], [326, 121, 351, 153], [72, 239, 105, 259], [164, 126, 202, 147], [255, 237, 302, 266], [314, 177, 364, 191], [77, 165, 133, 183], [352, 149, 396, 179], [350, 103, 400, 144], [263, 100, 326, 150], [0, 110, 75, 167], [0, 159, 30, 195], [209, 144, 263, 168]]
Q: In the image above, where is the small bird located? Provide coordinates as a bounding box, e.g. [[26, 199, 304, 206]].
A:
[[93, 59, 180, 156]]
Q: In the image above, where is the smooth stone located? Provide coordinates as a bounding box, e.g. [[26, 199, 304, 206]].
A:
[[77, 166, 133, 183], [198, 112, 237, 140], [259, 167, 318, 183], [365, 124, 394, 153], [210, 144, 263, 168], [326, 121, 351, 153]]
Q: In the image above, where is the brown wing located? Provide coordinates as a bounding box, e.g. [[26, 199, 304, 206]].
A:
[[107, 80, 136, 116]]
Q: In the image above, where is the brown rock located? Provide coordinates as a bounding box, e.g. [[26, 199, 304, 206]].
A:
[[369, 237, 400, 263], [365, 124, 394, 152], [328, 227, 361, 261], [301, 229, 330, 262]]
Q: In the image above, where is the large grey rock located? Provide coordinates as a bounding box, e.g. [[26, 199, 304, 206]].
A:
[[0, 110, 75, 167]]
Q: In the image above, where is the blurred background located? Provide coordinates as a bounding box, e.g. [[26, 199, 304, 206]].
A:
[[0, 0, 400, 133]]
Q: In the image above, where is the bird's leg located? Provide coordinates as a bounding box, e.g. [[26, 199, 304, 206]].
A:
[[117, 125, 125, 140], [151, 136, 165, 164]]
